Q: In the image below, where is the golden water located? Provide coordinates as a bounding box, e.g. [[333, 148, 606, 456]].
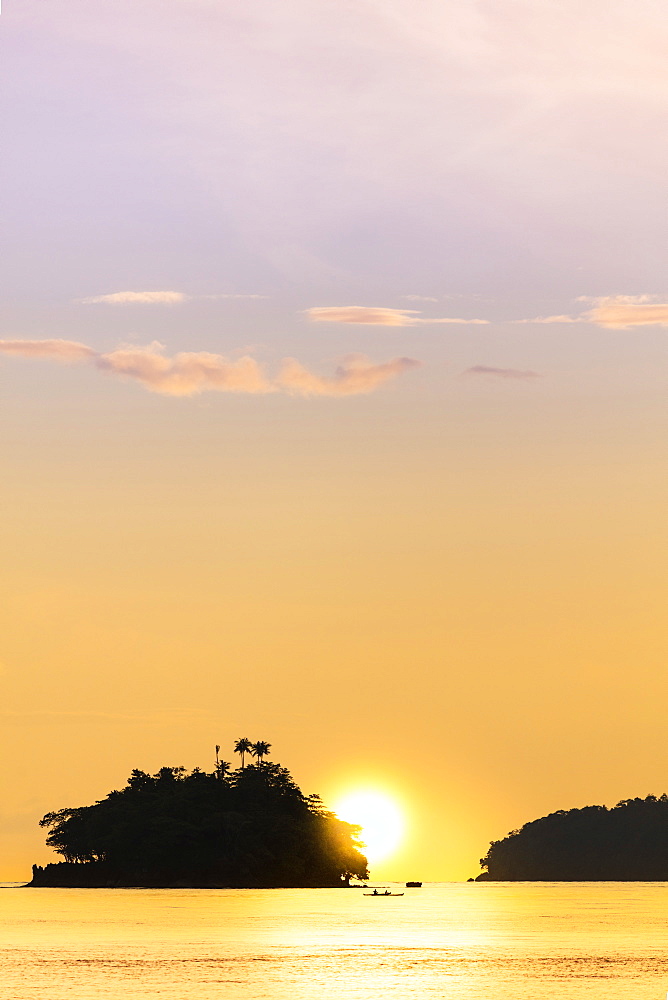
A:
[[1, 882, 668, 998]]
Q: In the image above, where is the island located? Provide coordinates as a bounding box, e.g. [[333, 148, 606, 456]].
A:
[[29, 741, 369, 888], [474, 795, 668, 881]]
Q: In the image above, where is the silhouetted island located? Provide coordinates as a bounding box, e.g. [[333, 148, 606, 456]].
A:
[[29, 742, 369, 888], [475, 795, 668, 881]]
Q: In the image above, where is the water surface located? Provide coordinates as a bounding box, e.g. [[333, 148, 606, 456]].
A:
[[1, 882, 667, 999]]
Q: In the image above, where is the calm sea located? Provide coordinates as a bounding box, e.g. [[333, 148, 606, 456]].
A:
[[1, 881, 667, 999]]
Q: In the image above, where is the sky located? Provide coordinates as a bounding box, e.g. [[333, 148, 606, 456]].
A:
[[1, 0, 666, 881]]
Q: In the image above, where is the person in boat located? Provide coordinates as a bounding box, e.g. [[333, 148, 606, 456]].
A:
[[384, 890, 390, 895], [372, 888, 378, 895]]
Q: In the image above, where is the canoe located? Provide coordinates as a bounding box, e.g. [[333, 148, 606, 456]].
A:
[[363, 892, 404, 896]]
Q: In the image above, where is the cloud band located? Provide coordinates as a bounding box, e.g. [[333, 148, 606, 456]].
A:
[[0, 339, 419, 398], [305, 306, 488, 326]]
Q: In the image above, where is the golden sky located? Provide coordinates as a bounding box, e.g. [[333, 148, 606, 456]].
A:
[[1, 0, 666, 880]]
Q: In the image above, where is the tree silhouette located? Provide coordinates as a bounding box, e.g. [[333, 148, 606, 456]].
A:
[[33, 754, 369, 888], [216, 759, 232, 781], [251, 740, 271, 765], [477, 794, 668, 881], [234, 738, 252, 769]]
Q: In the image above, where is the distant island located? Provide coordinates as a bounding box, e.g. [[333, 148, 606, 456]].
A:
[[29, 740, 369, 888], [475, 795, 668, 881]]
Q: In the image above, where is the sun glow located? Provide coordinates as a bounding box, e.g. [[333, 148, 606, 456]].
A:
[[334, 790, 404, 863]]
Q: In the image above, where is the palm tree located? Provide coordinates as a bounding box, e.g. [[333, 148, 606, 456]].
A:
[[216, 758, 232, 781], [251, 740, 271, 765], [234, 737, 252, 769]]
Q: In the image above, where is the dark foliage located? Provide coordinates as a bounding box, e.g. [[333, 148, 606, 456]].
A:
[[32, 761, 368, 887], [477, 795, 668, 880]]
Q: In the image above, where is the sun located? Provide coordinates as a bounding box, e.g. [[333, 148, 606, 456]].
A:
[[334, 790, 404, 863]]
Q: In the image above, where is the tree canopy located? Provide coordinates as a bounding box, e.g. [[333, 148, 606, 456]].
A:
[[32, 755, 368, 888], [477, 795, 668, 881]]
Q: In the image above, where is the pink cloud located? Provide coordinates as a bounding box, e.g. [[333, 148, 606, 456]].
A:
[[0, 339, 96, 362], [583, 296, 668, 329], [278, 354, 420, 396], [80, 291, 187, 305], [515, 315, 582, 324], [425, 317, 488, 325], [306, 306, 488, 326], [96, 344, 271, 396], [0, 339, 418, 398], [517, 296, 668, 328], [306, 306, 420, 326], [79, 291, 266, 305]]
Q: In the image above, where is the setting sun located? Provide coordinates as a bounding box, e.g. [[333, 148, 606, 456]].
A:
[[334, 791, 404, 864]]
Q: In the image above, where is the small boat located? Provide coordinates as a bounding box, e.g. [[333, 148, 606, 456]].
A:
[[405, 881, 422, 888], [363, 890, 404, 896]]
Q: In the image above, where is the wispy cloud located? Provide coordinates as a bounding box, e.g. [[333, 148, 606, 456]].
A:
[[515, 314, 582, 324], [0, 339, 418, 398], [582, 295, 668, 329], [576, 295, 656, 305], [464, 365, 540, 379], [517, 295, 668, 328], [79, 291, 266, 305], [0, 339, 96, 362], [278, 354, 421, 396], [307, 306, 419, 326], [401, 294, 439, 303], [203, 293, 267, 301], [425, 317, 489, 325], [80, 290, 188, 305], [305, 306, 488, 326]]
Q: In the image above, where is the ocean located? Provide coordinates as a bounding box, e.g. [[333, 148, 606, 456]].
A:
[[1, 881, 667, 999]]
